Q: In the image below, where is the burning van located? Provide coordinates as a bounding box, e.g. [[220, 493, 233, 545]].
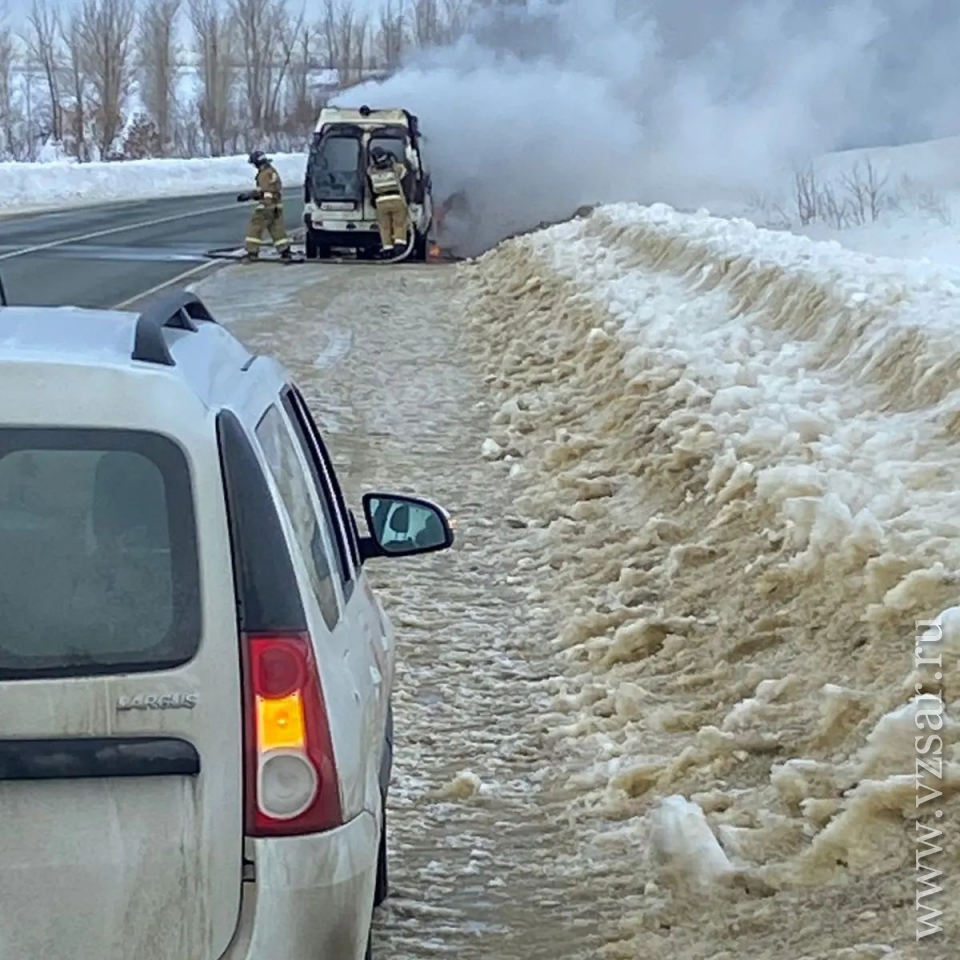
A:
[[303, 105, 434, 261]]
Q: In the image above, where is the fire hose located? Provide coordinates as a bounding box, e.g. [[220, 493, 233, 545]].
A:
[[203, 200, 420, 265]]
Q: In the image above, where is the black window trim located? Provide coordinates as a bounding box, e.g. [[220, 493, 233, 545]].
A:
[[0, 426, 201, 682], [281, 386, 358, 598], [217, 409, 307, 635]]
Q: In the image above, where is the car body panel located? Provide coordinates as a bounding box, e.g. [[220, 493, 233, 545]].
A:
[[0, 375, 243, 960], [222, 813, 378, 960]]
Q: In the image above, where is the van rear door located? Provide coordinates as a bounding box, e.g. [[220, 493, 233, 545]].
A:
[[0, 426, 242, 960]]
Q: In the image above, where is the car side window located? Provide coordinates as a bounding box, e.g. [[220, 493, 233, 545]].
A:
[[282, 386, 360, 585], [255, 405, 341, 632]]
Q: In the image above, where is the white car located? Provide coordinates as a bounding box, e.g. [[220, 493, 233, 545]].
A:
[[0, 290, 454, 960]]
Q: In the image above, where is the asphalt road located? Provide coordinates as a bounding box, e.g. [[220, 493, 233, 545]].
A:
[[0, 193, 304, 310]]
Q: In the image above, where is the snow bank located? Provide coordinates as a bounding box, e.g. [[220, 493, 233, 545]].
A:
[[0, 153, 307, 215], [733, 135, 960, 270], [814, 135, 960, 198], [464, 204, 960, 957]]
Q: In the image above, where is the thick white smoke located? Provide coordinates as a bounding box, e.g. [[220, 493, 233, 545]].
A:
[[333, 0, 954, 257]]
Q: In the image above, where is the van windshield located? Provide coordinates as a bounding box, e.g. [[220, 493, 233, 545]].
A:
[[308, 134, 362, 202], [0, 428, 200, 679]]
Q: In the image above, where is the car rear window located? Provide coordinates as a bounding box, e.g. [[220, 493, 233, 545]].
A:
[[0, 428, 200, 680]]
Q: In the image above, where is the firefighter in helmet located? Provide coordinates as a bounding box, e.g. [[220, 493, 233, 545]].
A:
[[367, 145, 410, 256], [237, 150, 292, 261]]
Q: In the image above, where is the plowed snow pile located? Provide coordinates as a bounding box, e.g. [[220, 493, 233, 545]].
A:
[[463, 204, 960, 958]]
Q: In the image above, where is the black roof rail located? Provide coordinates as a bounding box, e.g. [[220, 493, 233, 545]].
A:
[[131, 290, 218, 367]]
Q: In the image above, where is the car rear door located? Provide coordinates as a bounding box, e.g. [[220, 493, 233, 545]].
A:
[[0, 425, 242, 960]]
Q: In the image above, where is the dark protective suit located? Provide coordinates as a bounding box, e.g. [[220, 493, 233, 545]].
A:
[[243, 163, 291, 258]]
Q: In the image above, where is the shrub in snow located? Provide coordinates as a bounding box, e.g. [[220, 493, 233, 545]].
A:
[[122, 115, 163, 161]]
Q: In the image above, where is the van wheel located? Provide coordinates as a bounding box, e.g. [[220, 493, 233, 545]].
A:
[[411, 231, 428, 262], [373, 803, 388, 907], [305, 230, 330, 260]]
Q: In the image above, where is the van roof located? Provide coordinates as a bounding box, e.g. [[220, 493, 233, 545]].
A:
[[0, 293, 259, 411], [315, 106, 410, 130]]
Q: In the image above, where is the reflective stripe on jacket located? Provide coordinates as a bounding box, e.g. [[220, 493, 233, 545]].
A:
[[368, 161, 407, 200]]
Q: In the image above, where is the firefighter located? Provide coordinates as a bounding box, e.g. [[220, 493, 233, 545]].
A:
[[237, 150, 292, 261], [367, 146, 410, 255]]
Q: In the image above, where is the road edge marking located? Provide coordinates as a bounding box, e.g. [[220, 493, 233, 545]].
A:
[[112, 260, 223, 310], [0, 202, 239, 263]]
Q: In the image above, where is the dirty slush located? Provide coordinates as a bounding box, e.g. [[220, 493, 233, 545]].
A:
[[193, 263, 623, 959], [194, 219, 952, 960]]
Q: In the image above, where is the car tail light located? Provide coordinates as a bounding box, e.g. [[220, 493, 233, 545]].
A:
[[242, 632, 342, 836]]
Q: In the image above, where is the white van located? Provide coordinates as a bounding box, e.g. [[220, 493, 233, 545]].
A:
[[0, 290, 455, 960], [303, 105, 434, 260]]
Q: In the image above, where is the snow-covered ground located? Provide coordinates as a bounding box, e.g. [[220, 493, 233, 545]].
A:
[[193, 136, 960, 955], [189, 174, 958, 956], [463, 201, 959, 956], [3, 131, 960, 274], [769, 135, 960, 270], [6, 130, 960, 954], [190, 263, 628, 959], [0, 153, 307, 215]]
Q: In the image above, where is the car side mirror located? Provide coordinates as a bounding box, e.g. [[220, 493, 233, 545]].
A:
[[358, 492, 454, 561]]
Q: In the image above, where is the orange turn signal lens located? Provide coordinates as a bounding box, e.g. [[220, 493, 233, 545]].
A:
[[256, 693, 306, 750]]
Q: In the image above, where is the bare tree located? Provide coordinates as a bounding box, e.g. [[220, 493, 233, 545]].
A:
[[793, 161, 890, 230], [8, 0, 481, 161], [412, 0, 442, 48], [408, 0, 470, 49], [24, 0, 62, 144], [351, 10, 369, 80], [232, 0, 303, 141], [232, 0, 274, 137], [59, 8, 89, 160], [793, 166, 818, 226], [75, 0, 137, 157], [138, 0, 181, 154], [0, 14, 15, 156], [840, 158, 887, 225], [285, 24, 316, 130], [321, 0, 343, 79], [189, 0, 237, 155], [322, 0, 368, 87], [265, 7, 305, 138], [440, 0, 470, 43], [377, 0, 405, 69]]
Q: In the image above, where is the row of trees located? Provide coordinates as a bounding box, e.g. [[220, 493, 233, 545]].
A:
[[0, 0, 479, 161]]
